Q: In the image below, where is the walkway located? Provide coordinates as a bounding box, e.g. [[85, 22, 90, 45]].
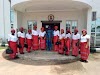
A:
[[0, 49, 100, 75]]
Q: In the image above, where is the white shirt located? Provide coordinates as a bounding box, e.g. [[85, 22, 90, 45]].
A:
[[80, 35, 90, 42], [65, 33, 71, 38], [8, 34, 18, 42], [53, 30, 60, 36], [59, 33, 65, 39], [32, 30, 39, 36], [26, 33, 32, 39], [39, 31, 46, 37], [17, 31, 25, 38], [72, 33, 80, 40]]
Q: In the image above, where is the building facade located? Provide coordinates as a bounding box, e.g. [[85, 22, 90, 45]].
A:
[[0, 0, 100, 47]]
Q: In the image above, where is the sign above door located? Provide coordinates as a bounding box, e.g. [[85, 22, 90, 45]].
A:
[[48, 14, 54, 21]]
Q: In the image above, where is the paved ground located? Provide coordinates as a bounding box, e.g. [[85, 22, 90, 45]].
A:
[[0, 49, 100, 75], [13, 50, 79, 65]]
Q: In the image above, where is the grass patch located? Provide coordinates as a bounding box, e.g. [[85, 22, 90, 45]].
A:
[[0, 46, 7, 51]]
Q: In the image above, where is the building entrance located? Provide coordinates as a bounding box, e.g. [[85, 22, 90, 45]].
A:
[[41, 21, 62, 31]]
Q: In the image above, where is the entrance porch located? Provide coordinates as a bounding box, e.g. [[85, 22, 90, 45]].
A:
[[12, 0, 92, 34]]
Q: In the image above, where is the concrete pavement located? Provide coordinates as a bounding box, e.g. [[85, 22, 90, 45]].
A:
[[0, 50, 100, 75]]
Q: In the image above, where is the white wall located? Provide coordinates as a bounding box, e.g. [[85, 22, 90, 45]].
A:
[[91, 0, 100, 17], [13, 10, 18, 30], [19, 10, 87, 34], [17, 11, 23, 29], [0, 0, 10, 43], [11, 0, 29, 7]]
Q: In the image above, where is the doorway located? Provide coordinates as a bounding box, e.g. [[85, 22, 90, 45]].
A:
[[41, 21, 62, 31]]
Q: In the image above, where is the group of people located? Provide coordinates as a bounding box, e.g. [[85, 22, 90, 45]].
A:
[[8, 25, 90, 63]]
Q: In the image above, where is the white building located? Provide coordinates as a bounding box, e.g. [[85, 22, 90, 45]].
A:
[[0, 0, 100, 47]]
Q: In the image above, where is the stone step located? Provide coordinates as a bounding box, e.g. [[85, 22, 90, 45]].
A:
[[18, 50, 79, 65]]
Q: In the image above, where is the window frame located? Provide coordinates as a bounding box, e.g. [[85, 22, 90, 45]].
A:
[[66, 20, 78, 33]]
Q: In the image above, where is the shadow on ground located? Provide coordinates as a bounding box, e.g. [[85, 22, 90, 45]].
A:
[[50, 61, 85, 75], [2, 50, 80, 66]]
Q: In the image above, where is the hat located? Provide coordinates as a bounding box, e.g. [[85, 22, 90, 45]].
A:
[[20, 27, 24, 31], [66, 29, 70, 33], [28, 29, 32, 33], [82, 29, 87, 33], [74, 28, 78, 32], [34, 25, 37, 28], [11, 29, 15, 33], [61, 29, 64, 32]]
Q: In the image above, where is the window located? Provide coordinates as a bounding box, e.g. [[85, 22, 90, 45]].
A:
[[11, 10, 14, 23], [91, 18, 100, 47], [10, 10, 14, 29], [66, 21, 71, 30], [66, 20, 78, 33], [27, 20, 37, 30]]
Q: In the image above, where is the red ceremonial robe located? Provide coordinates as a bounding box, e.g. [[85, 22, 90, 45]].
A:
[[80, 42, 90, 60], [65, 38, 71, 55], [26, 39, 32, 52], [32, 35, 39, 50], [39, 37, 46, 50], [58, 39, 65, 54], [9, 41, 17, 59], [72, 40, 79, 56], [53, 36, 59, 51], [19, 37, 25, 53]]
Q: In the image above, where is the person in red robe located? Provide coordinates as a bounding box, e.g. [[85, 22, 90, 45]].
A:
[[58, 29, 65, 54], [80, 29, 90, 63], [17, 27, 25, 54], [26, 29, 32, 53], [8, 29, 19, 59], [32, 26, 39, 50], [53, 26, 60, 51], [65, 30, 71, 55], [39, 27, 46, 50], [72, 29, 80, 57]]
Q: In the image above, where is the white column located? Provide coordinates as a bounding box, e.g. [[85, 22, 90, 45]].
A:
[[87, 8, 92, 36], [0, 0, 11, 43], [13, 10, 18, 30], [17, 11, 23, 29], [4, 0, 11, 43], [87, 8, 92, 47], [0, 0, 5, 43]]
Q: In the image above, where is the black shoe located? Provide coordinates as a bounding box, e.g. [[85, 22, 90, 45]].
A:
[[84, 60, 88, 63], [80, 59, 84, 62], [60, 53, 64, 55], [65, 54, 69, 56], [58, 53, 64, 55], [14, 56, 19, 59], [72, 55, 77, 57], [72, 55, 75, 56], [41, 49, 45, 50], [58, 52, 61, 54], [74, 55, 77, 57], [20, 52, 24, 54], [28, 51, 31, 53]]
